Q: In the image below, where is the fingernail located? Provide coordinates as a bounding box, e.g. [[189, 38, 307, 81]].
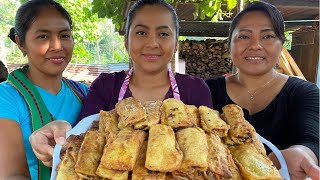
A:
[[57, 137, 65, 145]]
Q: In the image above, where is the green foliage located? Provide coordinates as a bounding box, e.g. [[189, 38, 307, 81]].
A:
[[283, 31, 293, 50], [2, 0, 129, 65], [91, 0, 127, 30], [90, 0, 240, 28], [57, 0, 102, 63], [0, 0, 19, 35]]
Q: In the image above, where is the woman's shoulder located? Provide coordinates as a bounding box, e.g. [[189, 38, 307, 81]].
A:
[[283, 76, 319, 94], [205, 75, 227, 91], [0, 81, 27, 117], [88, 71, 127, 93], [175, 73, 213, 108], [94, 71, 126, 83], [0, 81, 20, 97], [205, 75, 226, 84], [175, 73, 210, 91], [175, 73, 205, 84]]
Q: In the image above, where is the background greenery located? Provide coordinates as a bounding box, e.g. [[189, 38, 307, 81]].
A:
[[1, 0, 291, 65], [1, 0, 129, 65]]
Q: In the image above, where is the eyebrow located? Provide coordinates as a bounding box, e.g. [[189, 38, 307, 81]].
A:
[[134, 24, 171, 31], [239, 28, 275, 33], [34, 28, 71, 34]]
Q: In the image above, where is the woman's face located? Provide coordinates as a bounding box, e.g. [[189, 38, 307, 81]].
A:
[[125, 5, 177, 74], [19, 7, 74, 77], [230, 11, 283, 76]]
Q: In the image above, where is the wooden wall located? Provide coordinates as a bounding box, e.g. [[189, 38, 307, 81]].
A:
[[290, 27, 319, 83]]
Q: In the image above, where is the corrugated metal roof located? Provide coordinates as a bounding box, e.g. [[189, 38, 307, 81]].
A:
[[108, 63, 130, 73], [8, 63, 130, 77]]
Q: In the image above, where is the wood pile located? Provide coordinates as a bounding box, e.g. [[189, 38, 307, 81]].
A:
[[179, 39, 232, 79]]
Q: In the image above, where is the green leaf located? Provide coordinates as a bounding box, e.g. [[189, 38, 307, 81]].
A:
[[227, 0, 237, 11], [211, 12, 219, 22], [200, 10, 206, 20], [213, 0, 221, 12]]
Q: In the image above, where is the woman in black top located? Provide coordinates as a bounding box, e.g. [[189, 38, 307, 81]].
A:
[[206, 1, 319, 180]]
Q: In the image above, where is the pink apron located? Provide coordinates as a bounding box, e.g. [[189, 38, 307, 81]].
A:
[[118, 68, 180, 102]]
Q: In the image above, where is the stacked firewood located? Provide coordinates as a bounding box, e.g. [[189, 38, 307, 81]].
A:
[[179, 39, 232, 79]]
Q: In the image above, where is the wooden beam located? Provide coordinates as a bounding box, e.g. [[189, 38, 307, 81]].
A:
[[278, 55, 295, 76], [281, 47, 306, 80], [263, 0, 319, 8]]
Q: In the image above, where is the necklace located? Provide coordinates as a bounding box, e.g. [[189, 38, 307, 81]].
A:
[[237, 73, 278, 101]]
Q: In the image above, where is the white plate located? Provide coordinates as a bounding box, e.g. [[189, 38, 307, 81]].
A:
[[50, 113, 99, 180], [50, 114, 290, 180]]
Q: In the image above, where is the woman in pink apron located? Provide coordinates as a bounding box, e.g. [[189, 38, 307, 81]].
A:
[[29, 0, 213, 169]]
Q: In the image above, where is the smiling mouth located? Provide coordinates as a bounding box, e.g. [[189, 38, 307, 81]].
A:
[[245, 57, 265, 60], [49, 58, 65, 64], [144, 55, 160, 61], [245, 57, 266, 62]]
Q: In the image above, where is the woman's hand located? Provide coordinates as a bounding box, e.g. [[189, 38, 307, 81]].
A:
[[268, 145, 320, 180], [29, 120, 72, 167]]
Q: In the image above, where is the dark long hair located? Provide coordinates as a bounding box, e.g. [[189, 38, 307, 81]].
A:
[[125, 0, 179, 41], [228, 1, 286, 48], [8, 0, 72, 45]]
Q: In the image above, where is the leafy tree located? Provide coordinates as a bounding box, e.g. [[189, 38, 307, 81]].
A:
[[86, 19, 129, 64], [91, 0, 259, 28], [0, 0, 18, 35], [57, 0, 102, 63], [0, 0, 25, 64]]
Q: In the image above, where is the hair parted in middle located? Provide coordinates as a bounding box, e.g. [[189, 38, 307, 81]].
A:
[[228, 1, 286, 48], [125, 0, 179, 41]]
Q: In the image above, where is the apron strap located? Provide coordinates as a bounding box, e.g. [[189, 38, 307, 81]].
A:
[[118, 68, 180, 102]]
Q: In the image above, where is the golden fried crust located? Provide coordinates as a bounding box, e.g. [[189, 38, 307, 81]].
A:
[[132, 141, 167, 180], [116, 97, 146, 128], [199, 106, 229, 137], [229, 143, 282, 180], [99, 110, 108, 133], [66, 134, 85, 165], [100, 109, 120, 135], [56, 135, 84, 180], [99, 129, 146, 171], [172, 169, 207, 180], [224, 155, 243, 180], [221, 104, 252, 145], [206, 133, 233, 179], [186, 105, 201, 127], [89, 121, 100, 131], [75, 131, 106, 177], [176, 128, 208, 170], [96, 165, 129, 180], [134, 101, 162, 130], [243, 120, 267, 155], [56, 153, 78, 180], [145, 124, 183, 172], [160, 98, 193, 128]]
